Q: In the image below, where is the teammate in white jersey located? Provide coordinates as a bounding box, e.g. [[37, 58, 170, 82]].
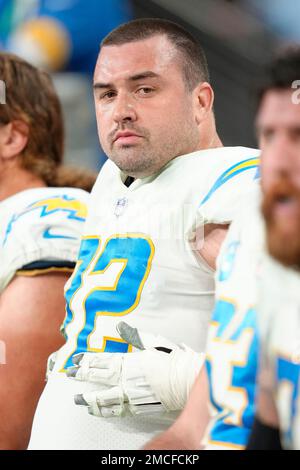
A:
[[247, 48, 300, 450], [199, 188, 263, 450], [29, 19, 259, 450], [0, 53, 95, 449]]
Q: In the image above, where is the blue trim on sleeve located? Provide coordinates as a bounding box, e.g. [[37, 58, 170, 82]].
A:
[[199, 157, 260, 206]]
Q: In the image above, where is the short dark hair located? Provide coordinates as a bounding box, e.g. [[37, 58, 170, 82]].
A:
[[100, 18, 209, 91], [258, 45, 300, 107]]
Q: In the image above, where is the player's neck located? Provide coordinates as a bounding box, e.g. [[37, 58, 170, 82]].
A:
[[206, 133, 223, 149], [197, 117, 223, 150], [0, 165, 46, 202], [199, 128, 223, 151]]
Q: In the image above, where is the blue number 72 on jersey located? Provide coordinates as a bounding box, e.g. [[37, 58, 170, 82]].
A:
[[62, 234, 155, 370]]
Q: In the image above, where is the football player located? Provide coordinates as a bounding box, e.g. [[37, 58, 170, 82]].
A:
[[28, 19, 259, 450], [247, 48, 300, 450], [144, 48, 300, 450], [0, 52, 95, 449]]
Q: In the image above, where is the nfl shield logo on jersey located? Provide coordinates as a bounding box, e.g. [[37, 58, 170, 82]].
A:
[[114, 197, 128, 217]]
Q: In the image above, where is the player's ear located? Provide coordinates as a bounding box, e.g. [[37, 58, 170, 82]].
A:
[[0, 121, 29, 160], [193, 82, 214, 125]]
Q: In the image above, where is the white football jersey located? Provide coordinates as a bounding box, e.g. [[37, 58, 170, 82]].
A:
[[204, 186, 265, 449], [258, 256, 300, 450], [0, 187, 89, 292], [29, 147, 260, 450]]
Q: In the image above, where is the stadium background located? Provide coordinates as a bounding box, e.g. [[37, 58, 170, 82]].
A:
[[0, 0, 298, 170]]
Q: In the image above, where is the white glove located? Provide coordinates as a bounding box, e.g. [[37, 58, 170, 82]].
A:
[[67, 322, 204, 418]]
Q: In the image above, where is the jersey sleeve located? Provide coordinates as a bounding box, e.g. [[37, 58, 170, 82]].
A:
[[16, 259, 76, 277], [0, 189, 89, 291], [198, 153, 260, 225]]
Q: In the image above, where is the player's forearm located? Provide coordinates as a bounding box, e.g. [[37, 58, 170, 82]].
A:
[[143, 425, 197, 450], [0, 274, 69, 449], [143, 368, 210, 450]]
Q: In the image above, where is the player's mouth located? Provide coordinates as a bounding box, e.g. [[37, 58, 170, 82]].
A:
[[272, 193, 300, 221], [113, 131, 142, 145]]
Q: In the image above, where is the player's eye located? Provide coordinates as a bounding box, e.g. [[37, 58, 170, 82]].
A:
[[136, 87, 154, 96], [99, 90, 116, 101], [290, 127, 300, 142], [260, 128, 275, 143]]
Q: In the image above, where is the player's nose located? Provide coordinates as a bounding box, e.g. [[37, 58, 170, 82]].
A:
[[112, 92, 137, 125]]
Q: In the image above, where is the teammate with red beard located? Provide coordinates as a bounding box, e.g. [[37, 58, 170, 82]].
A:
[[247, 48, 300, 450]]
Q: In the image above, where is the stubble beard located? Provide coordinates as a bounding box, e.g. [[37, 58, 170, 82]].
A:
[[107, 136, 194, 178], [108, 141, 157, 177], [104, 116, 200, 177]]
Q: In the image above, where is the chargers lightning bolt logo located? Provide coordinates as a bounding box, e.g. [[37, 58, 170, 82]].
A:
[[3, 195, 87, 245], [26, 195, 87, 221]]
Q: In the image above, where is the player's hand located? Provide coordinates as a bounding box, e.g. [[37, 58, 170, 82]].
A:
[[67, 322, 204, 418], [67, 349, 167, 417]]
